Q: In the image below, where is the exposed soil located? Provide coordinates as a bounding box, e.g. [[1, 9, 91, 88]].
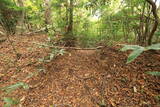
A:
[[0, 35, 160, 107]]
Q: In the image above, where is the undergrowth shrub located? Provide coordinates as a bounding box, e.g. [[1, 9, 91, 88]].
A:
[[0, 0, 22, 34], [78, 34, 98, 48]]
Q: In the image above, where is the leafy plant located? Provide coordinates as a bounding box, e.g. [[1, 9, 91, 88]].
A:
[[3, 97, 19, 107], [39, 48, 65, 63], [47, 48, 65, 62], [121, 43, 160, 63], [1, 82, 29, 93], [155, 95, 160, 102], [146, 71, 160, 76]]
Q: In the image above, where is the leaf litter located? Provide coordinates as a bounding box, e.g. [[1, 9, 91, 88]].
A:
[[0, 35, 160, 107]]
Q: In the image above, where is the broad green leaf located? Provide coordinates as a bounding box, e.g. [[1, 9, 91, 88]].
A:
[[1, 82, 29, 93], [146, 71, 160, 76], [121, 44, 159, 64], [127, 49, 144, 63], [121, 45, 143, 51], [3, 97, 19, 107], [147, 43, 160, 50]]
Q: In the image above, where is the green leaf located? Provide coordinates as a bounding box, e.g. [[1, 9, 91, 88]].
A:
[[1, 82, 29, 93], [147, 43, 160, 50], [58, 49, 65, 55], [121, 45, 143, 51], [146, 71, 160, 76], [127, 49, 144, 63], [3, 97, 19, 107]]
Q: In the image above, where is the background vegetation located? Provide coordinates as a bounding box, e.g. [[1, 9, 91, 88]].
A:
[[0, 0, 159, 47]]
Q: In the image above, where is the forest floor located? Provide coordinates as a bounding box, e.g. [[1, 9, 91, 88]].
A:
[[0, 34, 160, 107]]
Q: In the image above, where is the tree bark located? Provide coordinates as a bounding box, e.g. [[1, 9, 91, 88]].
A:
[[64, 0, 76, 47], [44, 0, 52, 32], [146, 0, 159, 45], [17, 0, 25, 34], [67, 0, 73, 35]]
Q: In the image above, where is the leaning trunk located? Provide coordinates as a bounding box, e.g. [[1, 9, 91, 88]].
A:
[[146, 0, 159, 45]]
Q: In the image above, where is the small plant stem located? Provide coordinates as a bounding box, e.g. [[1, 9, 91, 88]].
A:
[[6, 35, 20, 60], [6, 34, 21, 71]]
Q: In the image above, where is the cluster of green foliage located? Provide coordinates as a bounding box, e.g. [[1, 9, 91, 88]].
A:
[[0, 0, 22, 34], [24, 0, 45, 30]]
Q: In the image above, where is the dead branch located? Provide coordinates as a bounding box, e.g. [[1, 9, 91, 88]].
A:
[[59, 46, 104, 50], [32, 42, 104, 50], [0, 31, 5, 36]]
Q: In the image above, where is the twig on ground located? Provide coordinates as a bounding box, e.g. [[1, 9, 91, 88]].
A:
[[0, 31, 5, 36]]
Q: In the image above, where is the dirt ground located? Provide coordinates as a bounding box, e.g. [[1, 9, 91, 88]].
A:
[[0, 35, 160, 107]]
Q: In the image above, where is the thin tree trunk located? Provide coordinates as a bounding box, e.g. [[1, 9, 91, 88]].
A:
[[67, 0, 73, 35], [138, 1, 146, 45], [44, 0, 52, 32], [17, 0, 25, 34], [143, 4, 152, 45], [64, 0, 75, 46], [65, 1, 69, 27]]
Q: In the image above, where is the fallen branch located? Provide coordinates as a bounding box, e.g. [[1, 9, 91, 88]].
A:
[[32, 42, 104, 50], [58, 46, 104, 50]]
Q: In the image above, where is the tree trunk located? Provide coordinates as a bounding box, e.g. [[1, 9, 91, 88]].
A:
[[137, 1, 146, 45], [17, 0, 25, 34], [64, 0, 75, 47], [44, 0, 52, 32], [67, 0, 73, 35], [146, 0, 159, 45], [65, 1, 69, 27]]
